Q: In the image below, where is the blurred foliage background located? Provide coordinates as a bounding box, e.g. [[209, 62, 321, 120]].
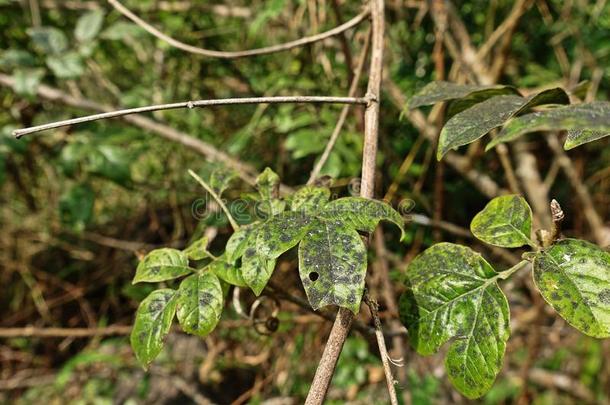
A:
[[0, 0, 609, 404]]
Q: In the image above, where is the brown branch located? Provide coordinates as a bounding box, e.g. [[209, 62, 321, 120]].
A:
[[305, 1, 385, 404], [364, 292, 399, 405], [13, 96, 369, 138], [307, 28, 372, 184], [108, 0, 370, 59]]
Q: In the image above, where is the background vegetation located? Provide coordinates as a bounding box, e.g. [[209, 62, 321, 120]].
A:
[[0, 0, 609, 403]]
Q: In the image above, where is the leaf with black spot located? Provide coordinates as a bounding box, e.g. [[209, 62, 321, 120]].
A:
[[298, 218, 367, 314], [130, 289, 178, 368], [255, 211, 315, 258], [133, 248, 194, 283], [208, 256, 247, 287], [176, 272, 223, 336], [225, 222, 260, 264], [470, 195, 534, 248], [321, 197, 406, 239], [533, 238, 610, 338], [399, 243, 510, 399], [242, 246, 277, 296], [291, 186, 331, 212]]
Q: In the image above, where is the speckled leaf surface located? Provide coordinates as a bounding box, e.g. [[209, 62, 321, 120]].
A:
[[470, 195, 533, 248], [256, 167, 280, 200], [241, 244, 277, 296], [183, 236, 210, 260], [208, 257, 246, 287], [130, 289, 178, 367], [225, 223, 260, 264], [408, 81, 517, 110], [291, 186, 330, 212], [298, 219, 367, 314], [399, 243, 510, 398], [176, 272, 223, 336], [438, 95, 525, 159], [255, 211, 314, 258], [487, 102, 610, 151], [133, 248, 193, 283], [565, 129, 610, 150], [321, 197, 406, 239], [533, 239, 610, 338], [209, 167, 236, 196]]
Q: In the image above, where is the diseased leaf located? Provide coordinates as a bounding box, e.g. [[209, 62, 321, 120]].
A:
[[176, 272, 223, 336], [183, 236, 210, 260], [321, 197, 406, 239], [134, 248, 193, 283], [470, 195, 533, 248], [256, 211, 314, 258], [408, 81, 518, 110], [208, 257, 246, 287], [291, 186, 331, 212], [439, 88, 570, 159], [225, 222, 260, 264], [242, 246, 276, 296], [130, 289, 178, 367], [298, 219, 367, 314], [565, 129, 610, 150], [209, 167, 237, 196], [446, 87, 521, 118], [533, 239, 610, 338], [399, 243, 510, 399], [487, 102, 610, 151], [75, 9, 105, 42], [256, 167, 280, 200]]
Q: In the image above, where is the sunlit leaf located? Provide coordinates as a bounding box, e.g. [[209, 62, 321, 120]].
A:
[[399, 243, 510, 398], [486, 102, 610, 151], [470, 195, 533, 248], [176, 272, 223, 336], [408, 81, 518, 110], [533, 239, 610, 338], [183, 236, 210, 260], [133, 248, 193, 283], [130, 289, 178, 367], [299, 219, 367, 314], [75, 9, 105, 42]]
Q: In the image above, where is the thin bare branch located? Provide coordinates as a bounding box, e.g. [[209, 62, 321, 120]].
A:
[[108, 0, 370, 59], [13, 96, 369, 138]]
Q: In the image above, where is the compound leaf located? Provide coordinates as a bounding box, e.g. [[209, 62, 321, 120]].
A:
[[134, 248, 193, 283], [322, 197, 406, 239], [130, 289, 178, 368], [470, 195, 533, 248], [487, 102, 610, 151], [399, 243, 510, 399], [533, 239, 610, 338], [298, 219, 367, 314], [176, 272, 223, 336]]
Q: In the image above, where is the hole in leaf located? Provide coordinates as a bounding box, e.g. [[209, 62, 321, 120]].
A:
[[309, 272, 319, 281]]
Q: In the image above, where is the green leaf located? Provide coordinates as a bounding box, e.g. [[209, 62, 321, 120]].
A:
[[438, 88, 570, 159], [399, 243, 510, 398], [209, 167, 237, 196], [28, 27, 68, 54], [0, 50, 36, 69], [291, 186, 331, 212], [176, 272, 223, 336], [321, 197, 406, 239], [255, 211, 314, 258], [470, 195, 534, 248], [256, 167, 280, 200], [486, 102, 610, 151], [11, 68, 45, 96], [59, 183, 95, 231], [242, 246, 277, 296], [134, 248, 193, 283], [183, 236, 210, 260], [225, 222, 260, 264], [130, 289, 178, 367], [408, 81, 518, 110], [533, 239, 610, 338], [46, 52, 84, 79], [565, 129, 610, 150], [88, 145, 132, 185], [445, 87, 522, 118], [101, 22, 145, 40], [208, 257, 247, 287], [298, 219, 367, 314], [75, 9, 105, 42]]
